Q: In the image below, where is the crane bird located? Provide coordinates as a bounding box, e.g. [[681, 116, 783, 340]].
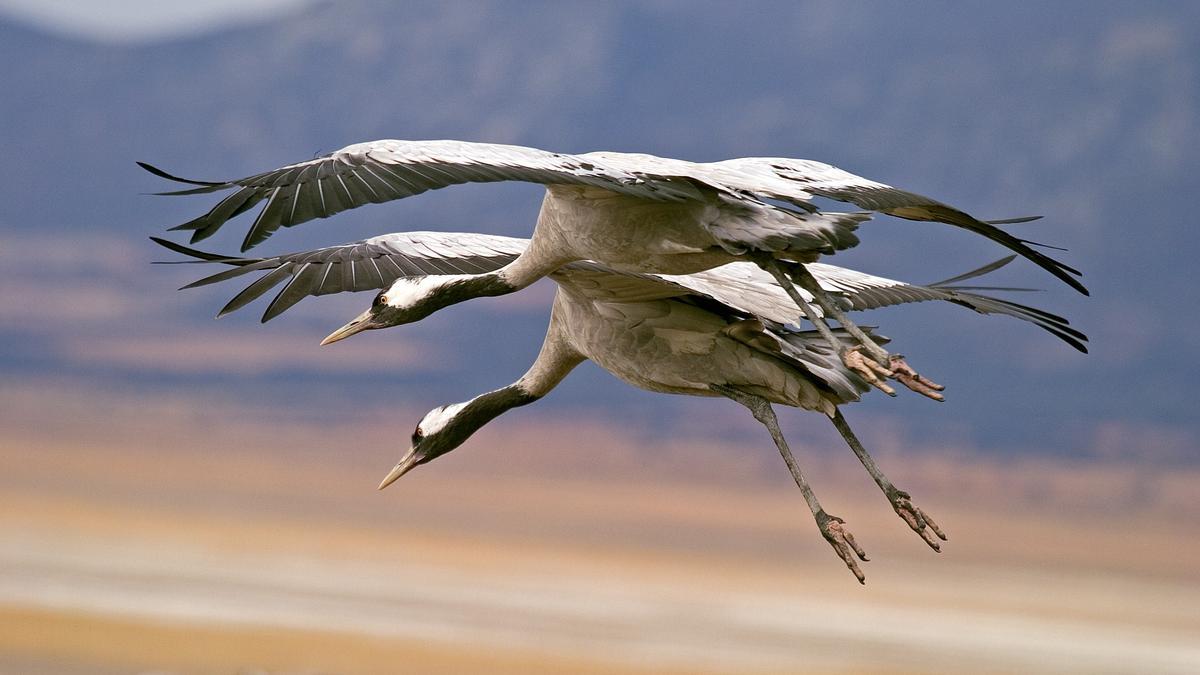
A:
[[153, 232, 1086, 581], [141, 139, 1085, 399]]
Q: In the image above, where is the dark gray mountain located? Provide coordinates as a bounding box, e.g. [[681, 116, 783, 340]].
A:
[[2, 0, 1196, 462]]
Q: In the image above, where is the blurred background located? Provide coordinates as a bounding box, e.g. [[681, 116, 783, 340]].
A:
[[1, 1, 1197, 672]]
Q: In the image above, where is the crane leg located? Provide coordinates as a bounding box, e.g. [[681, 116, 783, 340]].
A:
[[829, 408, 947, 551], [713, 384, 869, 583], [758, 258, 945, 402]]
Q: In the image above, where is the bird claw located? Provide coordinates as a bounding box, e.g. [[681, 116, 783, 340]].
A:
[[817, 511, 869, 584], [889, 489, 948, 552], [889, 356, 945, 401], [842, 346, 897, 397], [841, 347, 945, 401]]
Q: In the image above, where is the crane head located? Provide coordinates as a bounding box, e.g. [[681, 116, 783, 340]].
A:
[[377, 383, 539, 491], [377, 401, 470, 490], [322, 274, 513, 346]]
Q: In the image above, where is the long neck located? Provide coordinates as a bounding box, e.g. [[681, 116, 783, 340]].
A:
[[516, 295, 587, 396], [496, 198, 579, 289], [430, 247, 564, 314], [424, 273, 519, 317], [431, 382, 542, 456], [460, 383, 542, 431], [442, 307, 585, 447]]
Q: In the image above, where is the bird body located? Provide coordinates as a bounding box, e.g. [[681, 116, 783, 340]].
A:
[[146, 138, 1085, 396], [537, 185, 733, 271], [426, 183, 868, 310], [152, 228, 1082, 428], [144, 139, 1080, 293], [397, 259, 876, 474], [468, 185, 744, 297], [387, 255, 920, 583], [144, 133, 1092, 581], [155, 230, 1084, 581], [153, 231, 1086, 353], [552, 282, 854, 413], [535, 184, 863, 272]]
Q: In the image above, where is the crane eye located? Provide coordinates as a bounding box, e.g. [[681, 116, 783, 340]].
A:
[[411, 427, 424, 445], [374, 293, 388, 307]]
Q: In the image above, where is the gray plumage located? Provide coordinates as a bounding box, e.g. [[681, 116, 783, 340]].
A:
[[152, 232, 1087, 352], [304, 239, 942, 582], [157, 231, 1089, 579], [141, 139, 1086, 295]]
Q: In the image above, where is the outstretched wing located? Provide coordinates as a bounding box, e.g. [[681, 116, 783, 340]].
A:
[[706, 157, 1087, 296], [142, 140, 1087, 298], [152, 232, 1085, 352], [140, 140, 706, 251], [658, 257, 1085, 352], [151, 232, 526, 322], [153, 232, 725, 321], [805, 258, 1088, 352]]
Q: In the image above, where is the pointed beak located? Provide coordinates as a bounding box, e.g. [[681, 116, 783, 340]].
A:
[[321, 308, 380, 346], [378, 448, 421, 490]]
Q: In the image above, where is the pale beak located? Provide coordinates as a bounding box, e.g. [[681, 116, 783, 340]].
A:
[[378, 448, 421, 490], [321, 308, 381, 346]]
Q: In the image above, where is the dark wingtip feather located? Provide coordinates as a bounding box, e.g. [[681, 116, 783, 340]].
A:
[[1050, 327, 1089, 353], [952, 292, 1090, 351], [1019, 238, 1070, 252], [889, 204, 1088, 295], [167, 213, 213, 232], [928, 255, 1017, 287], [216, 298, 244, 318], [137, 161, 226, 187], [152, 185, 230, 197], [149, 236, 235, 262], [241, 229, 262, 253], [1036, 326, 1089, 353], [984, 215, 1043, 225], [215, 265, 296, 317], [259, 264, 318, 323], [189, 227, 217, 245], [941, 285, 1042, 292], [149, 238, 268, 295]]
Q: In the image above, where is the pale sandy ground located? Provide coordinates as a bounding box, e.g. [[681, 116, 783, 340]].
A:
[[1, 431, 1198, 674]]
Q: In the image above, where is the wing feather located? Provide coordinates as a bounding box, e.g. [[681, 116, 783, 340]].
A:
[[262, 262, 320, 322], [141, 140, 712, 250], [152, 232, 524, 321], [218, 264, 295, 317]]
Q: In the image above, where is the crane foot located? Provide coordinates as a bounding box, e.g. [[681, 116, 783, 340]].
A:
[[817, 511, 869, 584], [888, 488, 948, 552], [889, 355, 945, 401], [842, 346, 945, 401]]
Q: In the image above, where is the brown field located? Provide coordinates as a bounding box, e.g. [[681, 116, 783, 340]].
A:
[[1, 403, 1199, 674]]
